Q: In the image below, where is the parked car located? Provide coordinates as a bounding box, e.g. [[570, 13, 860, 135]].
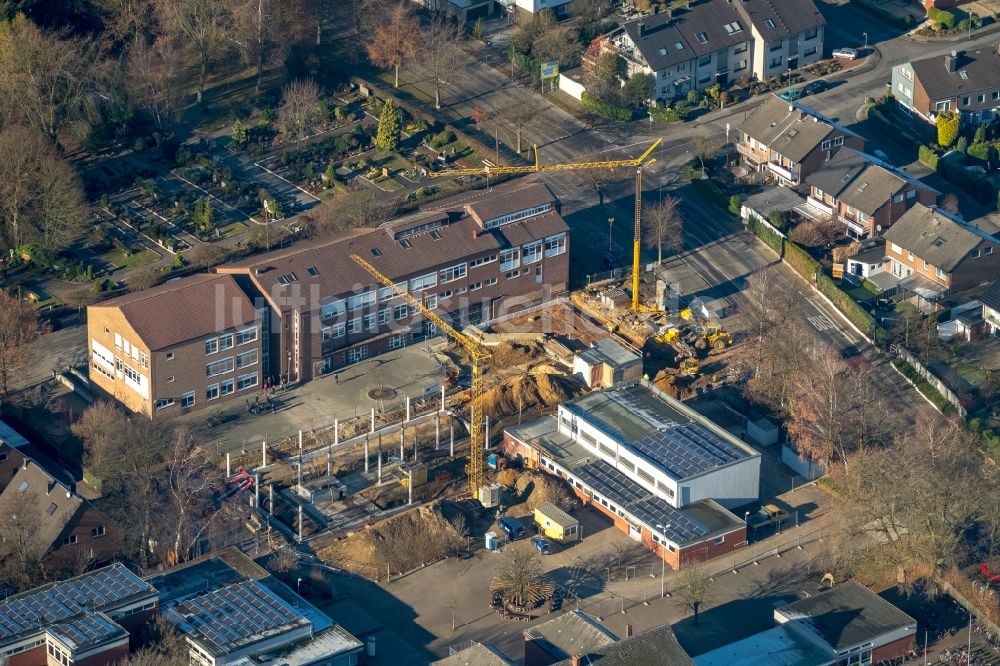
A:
[[779, 87, 802, 101], [803, 79, 828, 96], [531, 537, 553, 555], [498, 516, 525, 540], [875, 298, 895, 312], [832, 47, 859, 60], [747, 504, 790, 529]]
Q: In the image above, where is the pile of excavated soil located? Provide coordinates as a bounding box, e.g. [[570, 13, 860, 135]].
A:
[[316, 501, 465, 578], [480, 366, 583, 418], [512, 470, 579, 514]]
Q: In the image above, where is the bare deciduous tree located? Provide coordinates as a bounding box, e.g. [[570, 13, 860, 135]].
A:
[[158, 0, 231, 103], [96, 0, 156, 46], [532, 25, 578, 67], [71, 400, 128, 478], [691, 134, 720, 179], [788, 215, 842, 248], [163, 428, 214, 564], [676, 564, 715, 624], [643, 195, 682, 266], [364, 2, 421, 88], [420, 15, 463, 110], [0, 124, 88, 252], [126, 35, 183, 130], [0, 14, 107, 142], [0, 289, 47, 396], [498, 94, 544, 154], [227, 0, 308, 92], [278, 78, 322, 142]]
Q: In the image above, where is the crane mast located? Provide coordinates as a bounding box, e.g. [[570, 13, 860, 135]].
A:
[[350, 254, 490, 499], [429, 140, 662, 312]]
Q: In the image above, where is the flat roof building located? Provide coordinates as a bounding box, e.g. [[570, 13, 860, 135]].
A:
[[151, 549, 362, 666], [572, 337, 642, 389], [0, 563, 158, 666], [504, 381, 757, 569]]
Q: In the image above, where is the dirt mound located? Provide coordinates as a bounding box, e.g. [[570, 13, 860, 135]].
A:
[[317, 501, 465, 578], [491, 341, 538, 367], [513, 471, 578, 514], [480, 368, 583, 417]]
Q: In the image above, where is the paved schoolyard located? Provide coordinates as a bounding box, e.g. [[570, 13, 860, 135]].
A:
[[176, 338, 450, 455]]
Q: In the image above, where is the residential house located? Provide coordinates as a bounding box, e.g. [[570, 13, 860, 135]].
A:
[[736, 95, 865, 185], [805, 148, 939, 238], [0, 459, 124, 574], [845, 240, 890, 282], [511, 0, 572, 23], [524, 611, 618, 666], [412, 0, 495, 23], [613, 0, 824, 99], [893, 46, 1000, 124], [883, 204, 1000, 299], [0, 563, 158, 666], [87, 273, 263, 420], [980, 280, 1000, 336], [89, 181, 569, 419], [503, 380, 758, 569], [696, 582, 917, 666]]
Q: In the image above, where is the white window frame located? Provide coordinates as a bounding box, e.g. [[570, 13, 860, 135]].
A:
[[180, 391, 195, 408], [206, 357, 235, 377], [439, 263, 468, 284], [237, 372, 258, 391], [237, 327, 257, 345], [220, 379, 235, 396], [207, 384, 220, 400], [236, 349, 258, 369]]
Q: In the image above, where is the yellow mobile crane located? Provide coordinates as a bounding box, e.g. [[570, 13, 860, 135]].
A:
[[428, 139, 662, 312], [350, 254, 491, 501]]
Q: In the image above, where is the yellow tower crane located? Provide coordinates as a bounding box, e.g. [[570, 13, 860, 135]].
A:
[[350, 254, 491, 501], [428, 139, 662, 312]]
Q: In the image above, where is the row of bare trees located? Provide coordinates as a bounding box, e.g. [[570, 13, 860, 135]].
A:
[[72, 401, 250, 571]]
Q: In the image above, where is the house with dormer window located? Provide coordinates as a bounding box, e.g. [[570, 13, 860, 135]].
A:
[[612, 0, 824, 100]]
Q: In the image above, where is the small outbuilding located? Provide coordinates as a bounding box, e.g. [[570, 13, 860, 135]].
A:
[[572, 337, 642, 389], [533, 503, 580, 543]]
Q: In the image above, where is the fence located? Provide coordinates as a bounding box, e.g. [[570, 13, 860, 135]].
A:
[[476, 296, 571, 328], [585, 267, 629, 286], [892, 346, 967, 418]]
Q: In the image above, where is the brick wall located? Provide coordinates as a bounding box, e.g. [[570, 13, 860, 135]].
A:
[[872, 633, 916, 662]]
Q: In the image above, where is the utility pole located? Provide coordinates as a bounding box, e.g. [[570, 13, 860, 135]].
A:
[[450, 422, 455, 458]]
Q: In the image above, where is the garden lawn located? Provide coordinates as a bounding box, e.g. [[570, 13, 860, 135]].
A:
[[219, 221, 248, 239], [98, 248, 159, 271]]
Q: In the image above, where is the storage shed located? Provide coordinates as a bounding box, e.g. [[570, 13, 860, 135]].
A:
[[533, 503, 580, 543], [572, 337, 642, 389]]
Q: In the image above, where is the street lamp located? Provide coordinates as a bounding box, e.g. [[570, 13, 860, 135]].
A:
[[296, 577, 302, 595], [608, 217, 615, 252], [745, 511, 751, 543], [862, 32, 868, 49], [655, 523, 672, 598]]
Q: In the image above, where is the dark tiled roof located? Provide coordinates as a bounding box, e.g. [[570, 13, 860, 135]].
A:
[[221, 181, 566, 308], [432, 642, 517, 666], [776, 582, 916, 651], [806, 149, 931, 215], [883, 204, 1000, 271], [910, 49, 1000, 110], [92, 274, 257, 351], [739, 96, 859, 164], [525, 611, 618, 661], [622, 12, 690, 72], [733, 0, 826, 41], [981, 281, 1000, 312], [0, 461, 83, 560], [551, 623, 693, 666]]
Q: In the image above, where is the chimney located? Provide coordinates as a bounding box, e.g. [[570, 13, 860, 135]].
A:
[[638, 22, 646, 37], [945, 51, 958, 73], [571, 657, 582, 666], [626, 623, 634, 638], [652, 4, 658, 13]]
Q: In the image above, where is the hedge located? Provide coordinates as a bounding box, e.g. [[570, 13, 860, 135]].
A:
[[927, 7, 956, 29], [784, 241, 821, 280], [891, 358, 957, 414], [581, 92, 634, 121], [746, 215, 783, 254], [651, 106, 690, 122], [817, 274, 877, 337], [918, 144, 939, 170]]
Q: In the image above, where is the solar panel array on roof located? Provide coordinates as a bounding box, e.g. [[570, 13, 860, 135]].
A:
[[176, 581, 307, 654], [631, 423, 747, 480], [0, 563, 152, 642], [628, 499, 710, 544], [573, 460, 649, 507], [49, 613, 124, 651]]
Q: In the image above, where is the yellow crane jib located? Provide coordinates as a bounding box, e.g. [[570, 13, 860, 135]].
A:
[[427, 139, 663, 314], [349, 254, 490, 501]]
